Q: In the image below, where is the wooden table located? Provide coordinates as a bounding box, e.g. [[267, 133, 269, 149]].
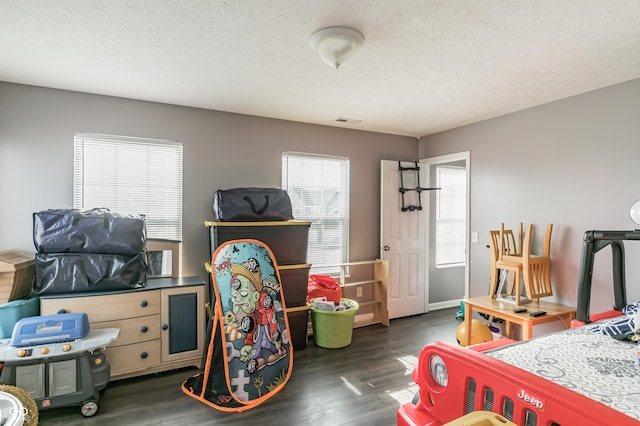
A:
[[463, 296, 576, 346]]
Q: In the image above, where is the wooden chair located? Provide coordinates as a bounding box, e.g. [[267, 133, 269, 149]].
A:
[[488, 225, 520, 297], [499, 223, 554, 303], [488, 223, 526, 304], [522, 223, 553, 300]]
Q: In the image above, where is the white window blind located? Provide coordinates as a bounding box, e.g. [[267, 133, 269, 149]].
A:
[[73, 133, 183, 241], [282, 152, 349, 273], [435, 165, 466, 267]]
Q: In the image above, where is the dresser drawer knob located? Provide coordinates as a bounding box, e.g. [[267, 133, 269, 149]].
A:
[[141, 352, 148, 359], [162, 324, 168, 331], [141, 301, 148, 307], [57, 309, 67, 314], [141, 326, 148, 333]]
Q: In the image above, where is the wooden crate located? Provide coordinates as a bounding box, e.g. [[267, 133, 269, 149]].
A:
[[0, 250, 35, 303]]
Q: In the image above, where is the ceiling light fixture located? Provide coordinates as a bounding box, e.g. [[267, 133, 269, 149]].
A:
[[310, 26, 364, 69]]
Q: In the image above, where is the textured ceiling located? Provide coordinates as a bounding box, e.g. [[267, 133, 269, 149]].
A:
[[1, 1, 639, 137]]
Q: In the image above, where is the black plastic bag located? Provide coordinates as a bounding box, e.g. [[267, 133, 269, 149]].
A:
[[212, 188, 293, 221], [33, 208, 146, 255], [33, 252, 147, 294]]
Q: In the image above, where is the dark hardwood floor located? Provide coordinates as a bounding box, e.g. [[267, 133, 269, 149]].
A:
[[38, 307, 461, 426]]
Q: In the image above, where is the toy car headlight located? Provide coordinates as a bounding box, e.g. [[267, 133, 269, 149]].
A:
[[428, 354, 448, 387]]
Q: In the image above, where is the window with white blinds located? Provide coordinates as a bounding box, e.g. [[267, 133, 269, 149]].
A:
[[435, 165, 466, 267], [282, 152, 350, 274], [73, 133, 183, 241]]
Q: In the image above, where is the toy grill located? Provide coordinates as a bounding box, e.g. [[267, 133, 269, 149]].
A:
[[0, 313, 119, 417]]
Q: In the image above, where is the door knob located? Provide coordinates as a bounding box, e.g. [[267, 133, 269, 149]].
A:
[[383, 245, 390, 251]]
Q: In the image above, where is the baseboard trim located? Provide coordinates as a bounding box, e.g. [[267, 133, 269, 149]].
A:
[[429, 299, 462, 311]]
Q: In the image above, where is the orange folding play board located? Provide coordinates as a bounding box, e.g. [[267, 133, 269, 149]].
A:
[[182, 239, 293, 411]]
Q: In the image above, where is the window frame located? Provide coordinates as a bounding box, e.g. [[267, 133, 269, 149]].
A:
[[282, 151, 350, 275], [434, 164, 467, 268], [73, 132, 183, 242]]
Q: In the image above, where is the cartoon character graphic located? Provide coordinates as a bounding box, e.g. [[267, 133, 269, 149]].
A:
[[229, 258, 287, 373], [255, 291, 286, 366], [224, 311, 246, 341]]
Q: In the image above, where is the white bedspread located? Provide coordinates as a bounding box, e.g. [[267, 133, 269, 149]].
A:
[[486, 323, 640, 419]]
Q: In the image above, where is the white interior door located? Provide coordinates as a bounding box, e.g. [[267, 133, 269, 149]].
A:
[[380, 160, 427, 319]]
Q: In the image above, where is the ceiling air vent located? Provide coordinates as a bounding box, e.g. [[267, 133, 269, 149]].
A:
[[335, 117, 362, 124]]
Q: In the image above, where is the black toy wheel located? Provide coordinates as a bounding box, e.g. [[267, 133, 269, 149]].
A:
[[80, 400, 99, 417]]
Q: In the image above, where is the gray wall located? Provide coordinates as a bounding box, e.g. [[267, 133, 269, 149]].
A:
[[420, 78, 640, 316], [4, 78, 639, 317], [0, 82, 417, 282]]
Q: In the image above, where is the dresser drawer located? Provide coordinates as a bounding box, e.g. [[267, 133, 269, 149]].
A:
[[91, 314, 161, 346], [104, 340, 161, 376], [40, 290, 161, 322]]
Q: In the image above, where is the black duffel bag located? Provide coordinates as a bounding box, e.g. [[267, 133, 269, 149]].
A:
[[212, 187, 293, 221], [33, 208, 146, 255], [33, 252, 147, 295]]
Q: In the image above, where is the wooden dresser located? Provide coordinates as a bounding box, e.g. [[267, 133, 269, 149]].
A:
[[39, 276, 205, 380]]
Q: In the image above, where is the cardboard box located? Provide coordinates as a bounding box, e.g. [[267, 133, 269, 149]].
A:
[[0, 250, 35, 303]]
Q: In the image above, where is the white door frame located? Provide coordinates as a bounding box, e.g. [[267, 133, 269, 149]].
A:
[[420, 151, 471, 304]]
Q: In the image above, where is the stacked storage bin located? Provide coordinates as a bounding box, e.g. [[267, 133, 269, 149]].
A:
[[32, 208, 147, 295], [205, 220, 311, 349]]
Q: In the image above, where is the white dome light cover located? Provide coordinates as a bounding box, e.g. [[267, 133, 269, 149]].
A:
[[310, 26, 364, 69]]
